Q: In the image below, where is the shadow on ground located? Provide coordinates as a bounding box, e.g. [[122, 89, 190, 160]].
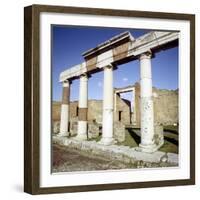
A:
[[118, 128, 178, 154]]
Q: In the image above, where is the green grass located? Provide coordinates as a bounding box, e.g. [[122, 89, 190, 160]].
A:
[[117, 129, 138, 148], [164, 125, 178, 134], [118, 128, 178, 153], [87, 127, 178, 154], [159, 140, 178, 154], [87, 135, 102, 142]]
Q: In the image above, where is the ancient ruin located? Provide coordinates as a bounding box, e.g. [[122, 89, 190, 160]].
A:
[[55, 31, 179, 155]]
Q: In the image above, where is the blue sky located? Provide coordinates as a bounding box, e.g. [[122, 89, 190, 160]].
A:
[[52, 26, 178, 102]]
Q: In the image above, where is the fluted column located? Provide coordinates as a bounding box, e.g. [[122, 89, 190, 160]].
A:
[[138, 52, 156, 152], [59, 80, 70, 136], [76, 74, 88, 140], [99, 64, 115, 145]]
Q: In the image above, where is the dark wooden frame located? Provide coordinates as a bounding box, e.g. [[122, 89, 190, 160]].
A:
[[24, 4, 195, 195]]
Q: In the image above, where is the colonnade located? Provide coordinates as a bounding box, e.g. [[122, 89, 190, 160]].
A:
[[59, 51, 156, 152]]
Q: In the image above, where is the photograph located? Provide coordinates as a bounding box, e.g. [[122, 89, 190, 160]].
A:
[[51, 26, 179, 173], [24, 5, 195, 194]]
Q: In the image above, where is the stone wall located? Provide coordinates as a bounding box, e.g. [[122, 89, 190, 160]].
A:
[[69, 100, 103, 123], [52, 101, 62, 121], [133, 82, 178, 126], [52, 83, 178, 126], [153, 88, 178, 125], [114, 94, 131, 124], [88, 100, 102, 123], [52, 96, 131, 124]]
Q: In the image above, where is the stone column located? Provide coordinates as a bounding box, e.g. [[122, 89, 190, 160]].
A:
[[59, 80, 70, 136], [99, 64, 115, 145], [76, 74, 88, 140], [138, 52, 156, 152], [132, 88, 136, 125]]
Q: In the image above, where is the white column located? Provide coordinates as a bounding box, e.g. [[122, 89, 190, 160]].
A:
[[76, 74, 88, 140], [138, 52, 157, 152], [59, 80, 70, 137], [99, 64, 115, 145], [132, 88, 136, 124]]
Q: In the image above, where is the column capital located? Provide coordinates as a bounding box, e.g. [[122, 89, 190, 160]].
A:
[[139, 51, 152, 60], [80, 73, 89, 81], [103, 64, 113, 70], [62, 79, 71, 87]]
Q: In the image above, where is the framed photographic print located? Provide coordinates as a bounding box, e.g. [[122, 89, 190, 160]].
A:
[[24, 4, 195, 194]]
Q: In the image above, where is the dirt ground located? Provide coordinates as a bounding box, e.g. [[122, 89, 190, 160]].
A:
[[52, 143, 174, 173], [52, 144, 133, 172]]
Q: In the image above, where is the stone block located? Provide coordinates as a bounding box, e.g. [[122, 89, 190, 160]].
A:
[[154, 123, 164, 148], [114, 121, 126, 142], [70, 117, 78, 136], [53, 121, 60, 134], [88, 121, 99, 139]]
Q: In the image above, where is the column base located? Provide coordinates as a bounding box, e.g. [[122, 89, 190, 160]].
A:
[[98, 137, 116, 146], [57, 132, 70, 137], [74, 134, 87, 141], [136, 143, 158, 153]]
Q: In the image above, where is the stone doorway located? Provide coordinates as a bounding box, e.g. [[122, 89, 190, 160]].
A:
[[114, 86, 136, 125]]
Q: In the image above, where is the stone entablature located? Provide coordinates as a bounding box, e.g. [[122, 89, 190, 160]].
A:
[[82, 31, 134, 58], [59, 31, 178, 82]]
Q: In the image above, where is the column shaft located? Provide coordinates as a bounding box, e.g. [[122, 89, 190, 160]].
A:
[[139, 52, 156, 152], [76, 74, 88, 140], [99, 65, 115, 145], [132, 88, 136, 124], [59, 80, 70, 136]]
